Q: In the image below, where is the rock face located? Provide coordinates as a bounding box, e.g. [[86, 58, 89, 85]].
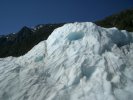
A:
[[0, 22, 133, 100]]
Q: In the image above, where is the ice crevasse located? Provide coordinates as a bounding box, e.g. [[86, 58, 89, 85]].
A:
[[0, 22, 133, 100]]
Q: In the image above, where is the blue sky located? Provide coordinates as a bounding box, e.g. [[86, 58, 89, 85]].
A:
[[0, 0, 133, 34]]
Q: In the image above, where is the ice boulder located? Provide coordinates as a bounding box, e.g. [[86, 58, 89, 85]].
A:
[[0, 22, 133, 100]]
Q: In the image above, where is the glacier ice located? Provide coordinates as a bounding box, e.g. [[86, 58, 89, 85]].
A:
[[0, 22, 133, 100], [67, 32, 84, 41]]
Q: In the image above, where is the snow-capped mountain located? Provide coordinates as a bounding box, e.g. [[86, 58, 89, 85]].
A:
[[0, 22, 133, 100]]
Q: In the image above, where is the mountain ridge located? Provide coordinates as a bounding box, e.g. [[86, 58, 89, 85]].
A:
[[96, 8, 133, 31], [0, 23, 64, 57]]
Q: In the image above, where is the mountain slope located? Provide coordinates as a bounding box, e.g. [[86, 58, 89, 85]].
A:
[[96, 9, 133, 32], [0, 22, 133, 100]]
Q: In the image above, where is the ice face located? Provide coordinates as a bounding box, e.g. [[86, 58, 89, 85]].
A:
[[0, 22, 133, 100]]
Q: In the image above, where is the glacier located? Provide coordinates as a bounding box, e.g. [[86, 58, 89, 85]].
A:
[[0, 22, 133, 100]]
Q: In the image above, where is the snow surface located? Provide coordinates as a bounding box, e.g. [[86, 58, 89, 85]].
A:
[[0, 22, 133, 100]]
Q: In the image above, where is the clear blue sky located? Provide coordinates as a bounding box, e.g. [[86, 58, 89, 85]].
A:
[[0, 0, 133, 34]]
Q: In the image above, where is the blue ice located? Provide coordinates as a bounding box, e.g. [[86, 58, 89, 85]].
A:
[[67, 32, 84, 41]]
